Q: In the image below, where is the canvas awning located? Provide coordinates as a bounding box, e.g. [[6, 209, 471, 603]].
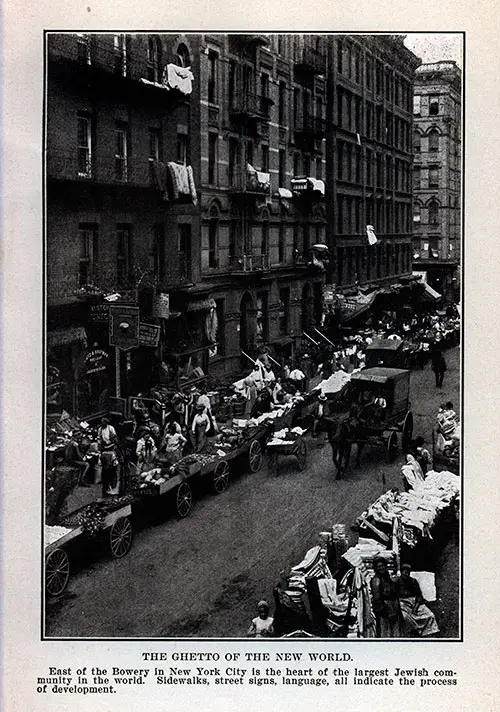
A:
[[291, 177, 325, 196], [422, 282, 442, 301]]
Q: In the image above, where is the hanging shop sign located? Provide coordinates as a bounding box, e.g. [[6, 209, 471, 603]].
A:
[[152, 292, 170, 319], [89, 303, 110, 323], [109, 305, 140, 350], [85, 348, 109, 375], [139, 322, 161, 348]]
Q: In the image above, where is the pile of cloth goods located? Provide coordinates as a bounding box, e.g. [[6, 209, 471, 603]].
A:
[[436, 404, 460, 457], [212, 427, 245, 451], [244, 395, 304, 427], [314, 369, 351, 396], [46, 411, 92, 452], [135, 468, 169, 489], [45, 524, 74, 546], [267, 426, 307, 446], [355, 470, 460, 547]]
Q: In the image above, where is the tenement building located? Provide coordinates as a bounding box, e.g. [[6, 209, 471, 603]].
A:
[[412, 61, 461, 301], [46, 33, 421, 418]]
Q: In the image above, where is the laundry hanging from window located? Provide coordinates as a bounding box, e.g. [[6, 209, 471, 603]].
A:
[[246, 163, 270, 191], [165, 162, 198, 205], [366, 224, 378, 246]]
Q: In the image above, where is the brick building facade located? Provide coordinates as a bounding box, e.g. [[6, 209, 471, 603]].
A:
[[412, 61, 461, 301]]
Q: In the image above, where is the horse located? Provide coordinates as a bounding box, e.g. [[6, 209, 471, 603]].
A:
[[326, 415, 367, 478]]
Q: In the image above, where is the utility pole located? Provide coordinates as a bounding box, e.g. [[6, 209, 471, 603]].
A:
[[325, 33, 336, 286]]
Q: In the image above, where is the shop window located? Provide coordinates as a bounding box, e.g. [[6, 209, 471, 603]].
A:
[[177, 132, 189, 165], [153, 223, 165, 282], [115, 121, 129, 182], [176, 43, 190, 68], [429, 95, 439, 115], [428, 129, 439, 152], [76, 33, 91, 65], [147, 36, 162, 82], [77, 113, 92, 177], [279, 287, 290, 335], [207, 50, 218, 104], [114, 34, 129, 76], [208, 132, 218, 185], [429, 201, 440, 226], [116, 224, 132, 286], [78, 223, 98, 286]]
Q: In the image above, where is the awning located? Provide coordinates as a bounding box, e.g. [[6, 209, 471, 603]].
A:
[[276, 187, 293, 199], [187, 298, 216, 312], [291, 177, 325, 196], [341, 290, 381, 323], [422, 282, 442, 301], [48, 326, 87, 349]]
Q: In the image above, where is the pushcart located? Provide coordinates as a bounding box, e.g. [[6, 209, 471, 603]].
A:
[[45, 496, 134, 596], [266, 429, 308, 476]]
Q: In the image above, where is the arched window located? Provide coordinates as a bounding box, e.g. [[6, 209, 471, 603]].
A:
[[428, 129, 439, 152], [147, 36, 162, 82], [413, 130, 421, 153], [429, 201, 439, 226], [208, 206, 219, 268], [176, 43, 190, 68], [413, 202, 421, 223]]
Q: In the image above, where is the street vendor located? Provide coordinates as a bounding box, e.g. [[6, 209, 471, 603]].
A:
[[263, 363, 276, 387], [250, 361, 266, 392], [191, 403, 211, 452], [394, 563, 439, 637], [250, 387, 272, 419], [312, 391, 329, 438], [272, 377, 285, 405], [97, 417, 118, 451], [136, 429, 158, 473], [370, 557, 403, 638], [161, 422, 187, 464]]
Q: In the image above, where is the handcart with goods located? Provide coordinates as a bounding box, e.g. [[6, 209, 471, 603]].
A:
[[45, 495, 134, 596], [266, 427, 308, 476], [131, 422, 273, 518], [432, 427, 459, 475]]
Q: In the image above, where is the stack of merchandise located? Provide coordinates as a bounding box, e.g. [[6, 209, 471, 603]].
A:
[[267, 426, 307, 446], [314, 370, 351, 396], [45, 524, 74, 546]]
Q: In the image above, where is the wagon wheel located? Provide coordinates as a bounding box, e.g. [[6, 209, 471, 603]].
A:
[[175, 482, 193, 518], [109, 516, 133, 559], [46, 548, 70, 596], [402, 412, 414, 454], [248, 440, 263, 473], [296, 440, 307, 471], [387, 431, 398, 463], [213, 460, 230, 494]]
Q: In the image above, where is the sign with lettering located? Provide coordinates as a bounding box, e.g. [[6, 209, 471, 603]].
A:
[[109, 305, 140, 350], [139, 323, 161, 348], [85, 348, 109, 375], [89, 303, 109, 323], [152, 293, 170, 319]]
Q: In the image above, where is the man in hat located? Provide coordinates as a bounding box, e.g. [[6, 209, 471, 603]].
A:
[[97, 417, 117, 451], [312, 391, 329, 439]]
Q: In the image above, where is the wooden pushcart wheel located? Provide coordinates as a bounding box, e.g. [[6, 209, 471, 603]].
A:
[[175, 482, 193, 518], [213, 460, 230, 494], [387, 431, 398, 463], [248, 440, 263, 473], [296, 440, 307, 471], [109, 516, 133, 558], [46, 548, 70, 596]]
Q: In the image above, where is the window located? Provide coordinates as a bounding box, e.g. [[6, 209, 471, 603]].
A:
[[354, 146, 361, 183], [429, 165, 439, 188], [279, 288, 290, 335], [147, 36, 161, 82], [278, 35, 285, 56], [208, 50, 218, 103], [261, 144, 269, 172], [245, 140, 253, 168], [316, 157, 322, 180], [228, 61, 237, 108], [178, 224, 192, 280], [366, 149, 372, 185], [77, 114, 92, 177], [303, 154, 311, 177], [115, 122, 128, 181], [279, 81, 287, 124], [149, 128, 160, 163], [208, 211, 218, 267], [366, 57, 373, 90], [229, 138, 240, 186], [354, 47, 361, 83], [176, 43, 190, 68], [316, 96, 323, 123], [429, 201, 440, 225], [177, 132, 188, 165], [261, 220, 269, 255], [337, 141, 343, 180], [413, 130, 421, 153], [278, 218, 286, 263], [76, 33, 91, 65], [116, 224, 132, 286], [114, 34, 128, 76], [215, 299, 225, 355], [303, 222, 310, 258], [413, 202, 421, 223], [293, 152, 300, 177], [366, 103, 373, 137], [293, 87, 300, 127], [78, 224, 98, 286], [260, 73, 270, 114], [229, 217, 238, 257], [413, 167, 421, 190], [279, 149, 286, 186], [208, 133, 218, 184], [336, 39, 343, 74], [428, 129, 439, 152], [429, 237, 439, 258], [413, 95, 421, 115], [429, 95, 439, 115], [153, 223, 165, 281], [256, 293, 269, 343]]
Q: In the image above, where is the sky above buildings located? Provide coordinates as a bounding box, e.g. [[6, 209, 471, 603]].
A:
[[403, 33, 463, 67]]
